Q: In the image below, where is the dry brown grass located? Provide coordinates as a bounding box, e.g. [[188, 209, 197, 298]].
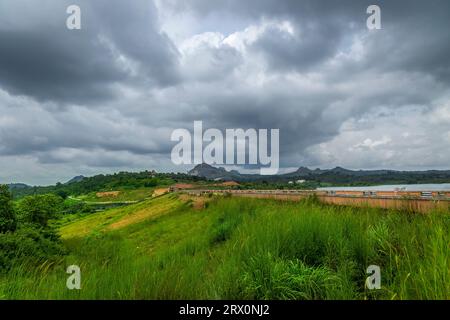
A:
[[96, 191, 120, 198], [107, 200, 180, 230], [179, 194, 208, 210], [172, 183, 195, 190], [152, 188, 169, 197], [215, 181, 240, 187]]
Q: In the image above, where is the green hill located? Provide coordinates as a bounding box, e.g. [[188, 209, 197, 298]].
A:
[[1, 194, 448, 299]]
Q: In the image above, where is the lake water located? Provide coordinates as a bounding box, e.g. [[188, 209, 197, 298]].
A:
[[317, 183, 450, 191]]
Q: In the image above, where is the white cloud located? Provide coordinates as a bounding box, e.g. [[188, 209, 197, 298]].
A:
[[353, 137, 392, 150]]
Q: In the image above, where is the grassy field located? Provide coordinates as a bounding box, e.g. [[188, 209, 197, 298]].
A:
[[1, 194, 449, 299]]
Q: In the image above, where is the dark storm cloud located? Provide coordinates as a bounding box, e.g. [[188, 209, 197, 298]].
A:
[[0, 101, 173, 157], [168, 0, 369, 73], [0, 29, 127, 103], [0, 0, 180, 104], [89, 1, 181, 86], [250, 22, 344, 72], [360, 7, 450, 84], [175, 84, 345, 151], [1, 0, 450, 184], [171, 0, 450, 81]]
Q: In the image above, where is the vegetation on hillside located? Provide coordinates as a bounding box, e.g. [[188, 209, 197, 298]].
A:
[[8, 171, 205, 199], [8, 166, 450, 201], [188, 163, 450, 186], [1, 191, 448, 300], [0, 186, 65, 273]]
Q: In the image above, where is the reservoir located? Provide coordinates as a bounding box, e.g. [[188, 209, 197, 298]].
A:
[[318, 183, 450, 192]]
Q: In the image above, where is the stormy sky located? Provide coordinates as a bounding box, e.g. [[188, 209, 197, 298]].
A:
[[1, 0, 450, 185]]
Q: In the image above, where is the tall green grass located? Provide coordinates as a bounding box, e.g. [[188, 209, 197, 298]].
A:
[[0, 196, 448, 299]]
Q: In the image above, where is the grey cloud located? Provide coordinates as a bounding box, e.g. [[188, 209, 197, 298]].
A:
[[172, 0, 450, 82], [90, 0, 181, 86], [0, 0, 180, 104], [1, 0, 450, 184], [0, 29, 127, 104], [145, 77, 347, 167], [250, 22, 344, 72], [0, 96, 173, 159], [181, 40, 243, 81]]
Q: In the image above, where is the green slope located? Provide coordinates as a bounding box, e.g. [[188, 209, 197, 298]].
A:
[[1, 195, 449, 300]]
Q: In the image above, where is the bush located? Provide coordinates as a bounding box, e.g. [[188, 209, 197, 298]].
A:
[[17, 194, 63, 228], [62, 201, 94, 215], [0, 189, 66, 273], [56, 190, 69, 200], [0, 225, 65, 272], [0, 185, 17, 233]]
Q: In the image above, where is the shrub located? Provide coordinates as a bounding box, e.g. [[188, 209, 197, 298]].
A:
[[0, 225, 65, 272], [17, 194, 63, 228], [56, 190, 69, 200], [62, 201, 94, 215], [0, 185, 17, 233]]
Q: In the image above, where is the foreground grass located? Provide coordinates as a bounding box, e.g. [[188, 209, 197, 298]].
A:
[[1, 195, 449, 299]]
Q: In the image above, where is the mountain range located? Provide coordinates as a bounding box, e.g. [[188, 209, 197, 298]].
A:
[[6, 175, 86, 189], [188, 163, 450, 184], [5, 165, 450, 194]]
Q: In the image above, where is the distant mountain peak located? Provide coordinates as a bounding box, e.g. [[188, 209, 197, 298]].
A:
[[188, 164, 237, 181], [330, 166, 352, 173], [186, 163, 450, 184], [295, 166, 312, 175], [66, 175, 85, 184], [7, 183, 30, 190], [194, 163, 214, 169]]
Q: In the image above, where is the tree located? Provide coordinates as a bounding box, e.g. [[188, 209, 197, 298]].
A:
[[17, 194, 63, 228], [0, 185, 17, 233], [56, 190, 69, 200]]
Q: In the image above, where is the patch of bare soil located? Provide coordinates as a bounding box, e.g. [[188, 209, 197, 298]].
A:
[[152, 188, 169, 197], [96, 191, 120, 198]]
